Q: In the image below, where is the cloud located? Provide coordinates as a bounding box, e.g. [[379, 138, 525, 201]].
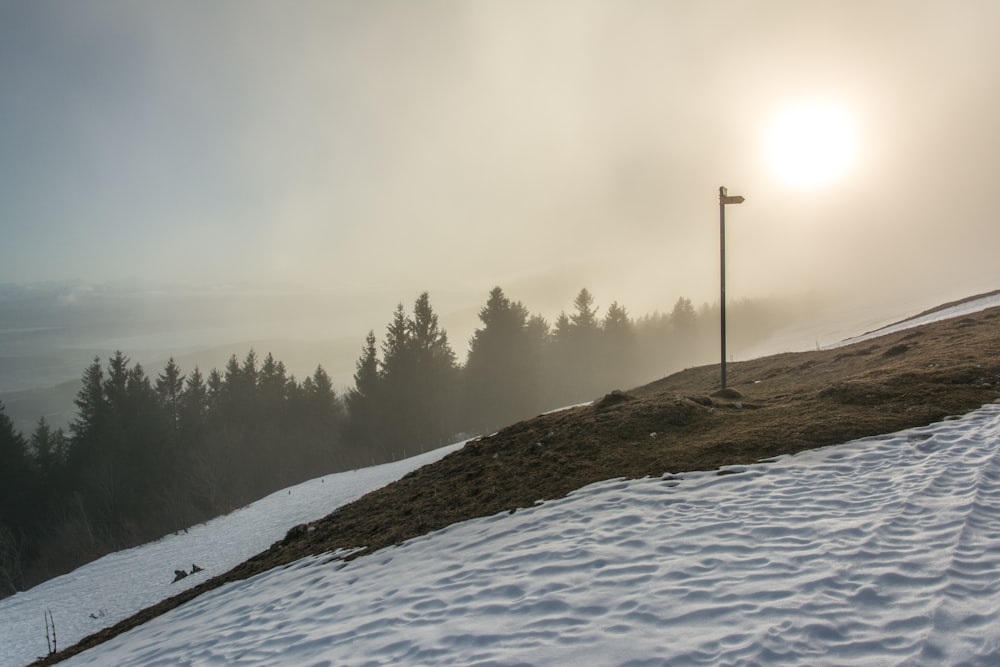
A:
[[1, 0, 998, 321]]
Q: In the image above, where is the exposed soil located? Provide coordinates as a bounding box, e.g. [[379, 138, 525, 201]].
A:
[[35, 303, 1000, 665]]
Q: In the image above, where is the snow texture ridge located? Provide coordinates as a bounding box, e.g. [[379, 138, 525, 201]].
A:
[[56, 403, 1000, 666]]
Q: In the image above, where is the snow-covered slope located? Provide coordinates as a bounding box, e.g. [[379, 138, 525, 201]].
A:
[[0, 444, 463, 666], [59, 403, 1000, 666], [736, 291, 1000, 359], [832, 290, 1000, 348]]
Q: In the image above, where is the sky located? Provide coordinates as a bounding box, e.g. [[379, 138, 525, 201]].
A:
[[2, 1, 1000, 318]]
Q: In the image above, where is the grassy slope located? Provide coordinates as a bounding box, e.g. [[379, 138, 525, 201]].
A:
[[36, 304, 1000, 665]]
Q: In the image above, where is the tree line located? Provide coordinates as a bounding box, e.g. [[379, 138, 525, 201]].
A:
[[0, 286, 787, 596], [0, 348, 344, 596]]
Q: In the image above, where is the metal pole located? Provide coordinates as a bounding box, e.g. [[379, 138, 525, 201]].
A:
[[719, 186, 727, 390]]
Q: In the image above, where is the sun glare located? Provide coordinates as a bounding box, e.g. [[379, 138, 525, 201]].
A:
[[765, 102, 859, 189]]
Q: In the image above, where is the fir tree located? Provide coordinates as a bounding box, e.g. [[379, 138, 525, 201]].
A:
[[0, 402, 31, 595], [463, 287, 541, 432], [549, 289, 605, 404], [670, 297, 697, 332], [408, 292, 459, 449], [179, 367, 208, 436], [601, 301, 638, 388], [345, 330, 380, 454], [155, 358, 184, 436], [70, 357, 107, 460], [0, 402, 30, 531]]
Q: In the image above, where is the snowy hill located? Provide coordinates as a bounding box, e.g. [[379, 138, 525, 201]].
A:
[[3, 292, 1000, 666], [0, 446, 464, 666], [61, 404, 1000, 666]]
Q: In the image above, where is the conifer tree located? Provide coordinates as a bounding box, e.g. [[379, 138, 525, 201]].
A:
[[670, 297, 697, 332], [305, 366, 338, 416], [571, 288, 599, 330], [300, 366, 343, 468], [30, 417, 68, 494], [258, 353, 287, 399], [463, 287, 540, 431], [70, 357, 107, 461], [105, 351, 130, 416], [370, 294, 459, 456], [345, 330, 380, 454], [549, 289, 605, 404], [120, 362, 172, 519], [155, 358, 184, 436], [206, 368, 224, 416], [378, 304, 414, 454], [0, 402, 31, 595], [408, 292, 459, 449], [381, 305, 412, 382], [601, 301, 638, 388], [241, 350, 260, 392], [179, 367, 208, 436], [0, 402, 30, 530]]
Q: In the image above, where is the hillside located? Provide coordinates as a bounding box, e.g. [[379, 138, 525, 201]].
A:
[[36, 300, 1000, 665]]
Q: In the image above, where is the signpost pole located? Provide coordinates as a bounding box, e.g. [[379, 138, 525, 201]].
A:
[[720, 187, 728, 389], [718, 186, 744, 390]]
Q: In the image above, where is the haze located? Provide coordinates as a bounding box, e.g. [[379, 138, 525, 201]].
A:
[[2, 1, 999, 338]]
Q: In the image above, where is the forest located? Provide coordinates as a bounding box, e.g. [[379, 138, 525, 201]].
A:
[[0, 286, 788, 597]]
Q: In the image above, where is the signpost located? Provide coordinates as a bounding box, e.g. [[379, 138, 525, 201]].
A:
[[719, 186, 744, 390]]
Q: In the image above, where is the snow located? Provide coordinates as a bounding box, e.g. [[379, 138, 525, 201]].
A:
[[830, 291, 1000, 348], [0, 444, 463, 666], [736, 291, 1000, 359], [2, 292, 999, 666], [54, 405, 1000, 666]]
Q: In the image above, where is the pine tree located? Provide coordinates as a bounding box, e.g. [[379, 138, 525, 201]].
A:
[[179, 366, 208, 437], [105, 351, 130, 416], [670, 297, 697, 332], [374, 294, 459, 456], [601, 301, 638, 388], [120, 363, 170, 517], [0, 402, 31, 595], [241, 350, 260, 391], [30, 417, 67, 483], [379, 304, 414, 455], [548, 289, 605, 404], [0, 402, 30, 530], [155, 358, 184, 436], [408, 292, 459, 450], [181, 366, 226, 514], [206, 368, 224, 416], [258, 353, 287, 399], [345, 330, 380, 454], [381, 304, 412, 381], [463, 287, 540, 432], [258, 353, 289, 427], [70, 357, 107, 460], [305, 366, 338, 417], [570, 288, 599, 330], [299, 365, 343, 470]]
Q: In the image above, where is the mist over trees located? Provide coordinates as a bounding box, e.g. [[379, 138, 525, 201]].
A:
[[342, 287, 787, 456], [0, 352, 345, 596], [0, 285, 788, 596]]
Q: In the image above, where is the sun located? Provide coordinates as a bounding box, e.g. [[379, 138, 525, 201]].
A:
[[765, 102, 859, 189]]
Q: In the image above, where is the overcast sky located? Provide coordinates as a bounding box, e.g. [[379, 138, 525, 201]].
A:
[[2, 0, 999, 318]]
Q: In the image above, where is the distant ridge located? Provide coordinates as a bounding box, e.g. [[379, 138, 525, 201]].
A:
[[859, 288, 1000, 337]]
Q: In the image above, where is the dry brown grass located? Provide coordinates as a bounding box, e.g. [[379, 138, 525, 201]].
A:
[[35, 304, 1000, 665]]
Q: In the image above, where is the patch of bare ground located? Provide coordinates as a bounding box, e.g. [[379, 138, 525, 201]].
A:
[[35, 305, 1000, 665]]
